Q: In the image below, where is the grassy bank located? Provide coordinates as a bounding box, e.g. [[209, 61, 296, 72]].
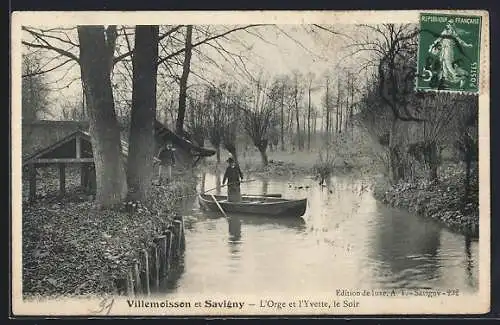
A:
[[22, 167, 197, 298], [373, 164, 479, 238]]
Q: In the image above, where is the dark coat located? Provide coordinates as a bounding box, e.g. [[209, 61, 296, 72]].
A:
[[223, 164, 243, 185]]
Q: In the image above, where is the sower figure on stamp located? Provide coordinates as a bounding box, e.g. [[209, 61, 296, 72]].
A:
[[223, 157, 244, 202]]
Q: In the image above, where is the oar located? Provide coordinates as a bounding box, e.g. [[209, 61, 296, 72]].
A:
[[210, 194, 229, 219], [201, 179, 257, 195], [242, 193, 282, 198]]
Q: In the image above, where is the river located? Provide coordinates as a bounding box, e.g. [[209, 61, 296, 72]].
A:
[[161, 172, 479, 296]]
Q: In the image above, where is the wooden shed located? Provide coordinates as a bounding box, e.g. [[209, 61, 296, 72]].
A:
[[22, 120, 216, 201]]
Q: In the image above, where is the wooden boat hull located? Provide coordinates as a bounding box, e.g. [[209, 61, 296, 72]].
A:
[[198, 194, 307, 218]]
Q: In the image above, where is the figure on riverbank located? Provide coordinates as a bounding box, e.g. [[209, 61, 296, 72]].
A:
[[223, 157, 244, 202]]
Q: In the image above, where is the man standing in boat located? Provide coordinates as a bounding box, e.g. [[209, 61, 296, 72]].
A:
[[223, 156, 244, 202]]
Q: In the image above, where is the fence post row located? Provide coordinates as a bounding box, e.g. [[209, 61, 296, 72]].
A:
[[120, 216, 185, 297]]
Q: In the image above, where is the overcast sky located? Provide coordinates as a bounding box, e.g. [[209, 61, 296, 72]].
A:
[[22, 24, 373, 117]]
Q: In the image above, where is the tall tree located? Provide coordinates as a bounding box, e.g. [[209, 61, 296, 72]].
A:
[[78, 25, 127, 208], [307, 73, 313, 150], [349, 24, 423, 182], [22, 53, 51, 121], [205, 85, 225, 163], [324, 76, 331, 141], [127, 25, 160, 201], [291, 71, 304, 150], [176, 25, 193, 136], [243, 77, 276, 165], [279, 76, 287, 151]]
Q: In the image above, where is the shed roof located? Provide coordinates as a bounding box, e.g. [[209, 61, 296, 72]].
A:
[[154, 120, 215, 157], [23, 121, 215, 166], [22, 130, 135, 166]]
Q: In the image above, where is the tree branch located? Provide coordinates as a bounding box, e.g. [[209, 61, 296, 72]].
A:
[[22, 58, 74, 78], [23, 27, 79, 48], [22, 40, 79, 63], [157, 24, 268, 66]]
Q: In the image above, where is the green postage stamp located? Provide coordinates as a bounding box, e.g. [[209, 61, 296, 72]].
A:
[[416, 13, 482, 93]]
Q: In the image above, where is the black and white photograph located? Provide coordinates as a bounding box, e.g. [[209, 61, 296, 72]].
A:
[[11, 11, 490, 316]]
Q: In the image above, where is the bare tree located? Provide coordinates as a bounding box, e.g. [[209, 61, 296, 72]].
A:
[[306, 72, 316, 150], [242, 76, 277, 165], [60, 96, 86, 121], [176, 25, 193, 135], [348, 24, 424, 182], [185, 89, 206, 146], [221, 85, 242, 161], [22, 53, 52, 121], [291, 70, 305, 150], [204, 85, 225, 163]]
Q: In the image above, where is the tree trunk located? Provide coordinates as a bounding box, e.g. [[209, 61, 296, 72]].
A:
[[280, 85, 285, 151], [176, 25, 193, 135], [127, 25, 159, 202], [427, 141, 439, 184], [307, 85, 311, 151], [258, 144, 269, 166], [345, 81, 349, 133], [463, 137, 472, 203], [339, 101, 343, 134], [77, 25, 127, 208], [294, 96, 301, 150], [325, 78, 330, 142], [388, 118, 403, 183], [216, 145, 221, 163]]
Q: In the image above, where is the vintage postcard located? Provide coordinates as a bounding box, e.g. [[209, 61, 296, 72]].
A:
[[11, 10, 490, 316]]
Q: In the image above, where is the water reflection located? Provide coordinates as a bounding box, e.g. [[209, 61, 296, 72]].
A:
[[228, 216, 242, 241], [368, 201, 441, 288], [228, 216, 242, 258], [160, 254, 186, 293], [167, 172, 479, 295], [262, 179, 269, 195], [215, 168, 222, 195], [464, 235, 476, 289]]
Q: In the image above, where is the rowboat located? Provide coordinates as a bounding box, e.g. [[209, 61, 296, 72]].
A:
[[198, 194, 307, 218]]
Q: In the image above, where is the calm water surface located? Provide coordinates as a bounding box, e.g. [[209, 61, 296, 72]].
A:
[[162, 171, 479, 295]]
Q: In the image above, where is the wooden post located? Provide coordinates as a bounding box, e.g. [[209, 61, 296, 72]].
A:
[[153, 245, 160, 291], [80, 164, 86, 189], [165, 230, 173, 272], [141, 249, 151, 296], [76, 134, 81, 159], [167, 224, 177, 258], [127, 269, 135, 296], [81, 164, 89, 190], [173, 220, 182, 257], [156, 235, 167, 276], [89, 165, 96, 193], [175, 215, 186, 251], [59, 163, 66, 196], [133, 261, 142, 295], [160, 235, 168, 276], [28, 164, 36, 202]]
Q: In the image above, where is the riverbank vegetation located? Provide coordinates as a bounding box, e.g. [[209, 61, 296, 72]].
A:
[[353, 25, 479, 236], [22, 166, 197, 298]]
